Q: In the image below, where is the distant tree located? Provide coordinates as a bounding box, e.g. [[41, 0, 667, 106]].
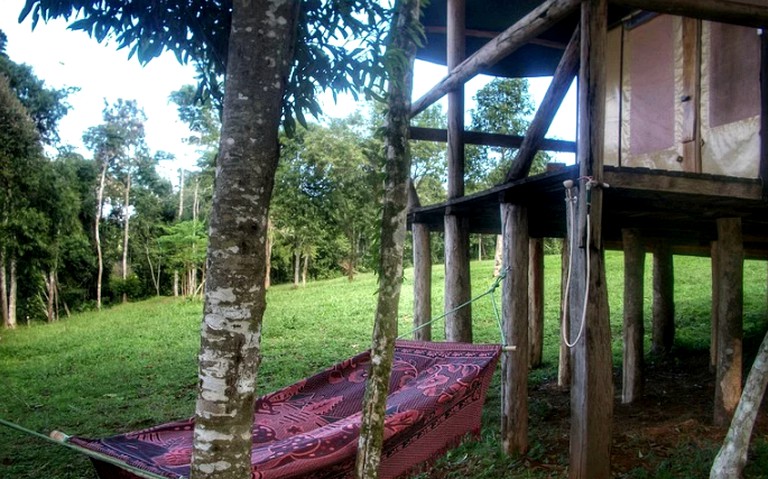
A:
[[410, 104, 447, 205], [0, 74, 46, 328], [0, 28, 74, 145]]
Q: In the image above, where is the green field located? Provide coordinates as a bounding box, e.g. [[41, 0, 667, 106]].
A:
[[1, 253, 767, 478]]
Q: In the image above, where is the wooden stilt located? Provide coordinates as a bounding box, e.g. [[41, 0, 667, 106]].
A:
[[711, 241, 719, 371], [529, 238, 544, 368], [652, 242, 675, 356], [558, 236, 572, 389], [622, 228, 644, 404], [444, 0, 471, 343], [500, 203, 529, 456], [410, 184, 432, 342], [714, 217, 744, 427], [569, 1, 613, 477]]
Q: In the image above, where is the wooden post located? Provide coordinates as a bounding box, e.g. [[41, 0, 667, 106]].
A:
[[761, 30, 768, 199], [652, 242, 675, 356], [500, 203, 529, 455], [529, 238, 544, 368], [558, 236, 572, 389], [711, 241, 719, 371], [410, 183, 432, 342], [569, 1, 613, 478], [622, 228, 644, 404], [444, 0, 472, 343], [714, 217, 744, 427]]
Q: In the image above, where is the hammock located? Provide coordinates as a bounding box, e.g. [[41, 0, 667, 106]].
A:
[[67, 340, 500, 479]]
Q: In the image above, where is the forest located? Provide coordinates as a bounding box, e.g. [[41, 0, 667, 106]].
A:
[[0, 28, 546, 328]]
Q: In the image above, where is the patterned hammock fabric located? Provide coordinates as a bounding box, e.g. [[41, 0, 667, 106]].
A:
[[70, 340, 501, 479]]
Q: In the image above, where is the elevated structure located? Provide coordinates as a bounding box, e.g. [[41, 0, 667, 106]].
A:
[[405, 1, 768, 477]]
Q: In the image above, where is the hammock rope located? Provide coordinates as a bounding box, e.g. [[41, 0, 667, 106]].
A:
[[0, 417, 178, 479], [398, 268, 511, 348]]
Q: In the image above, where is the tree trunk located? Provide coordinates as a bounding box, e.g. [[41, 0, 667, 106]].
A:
[[8, 257, 17, 328], [293, 250, 300, 289], [46, 269, 56, 322], [173, 270, 179, 297], [710, 328, 768, 478], [355, 1, 420, 477], [95, 161, 107, 310], [301, 253, 308, 287], [122, 174, 132, 303], [189, 1, 299, 478], [265, 218, 273, 289], [1, 249, 9, 328], [348, 227, 356, 282], [178, 168, 185, 220]]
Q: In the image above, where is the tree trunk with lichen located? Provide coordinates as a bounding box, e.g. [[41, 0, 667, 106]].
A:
[[710, 328, 768, 479], [354, 1, 420, 477], [189, 1, 298, 478]]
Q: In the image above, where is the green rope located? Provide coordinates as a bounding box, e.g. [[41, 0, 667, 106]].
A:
[[0, 417, 181, 479], [399, 268, 509, 346]]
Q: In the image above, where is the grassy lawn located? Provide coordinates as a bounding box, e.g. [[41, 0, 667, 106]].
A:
[[0, 252, 766, 478]]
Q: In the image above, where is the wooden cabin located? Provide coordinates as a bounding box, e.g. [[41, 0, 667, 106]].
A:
[[405, 1, 768, 477]]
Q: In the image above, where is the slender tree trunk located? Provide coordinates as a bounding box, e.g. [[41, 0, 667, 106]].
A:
[[178, 168, 185, 220], [348, 227, 356, 281], [8, 257, 17, 328], [173, 270, 179, 297], [193, 178, 200, 223], [145, 243, 161, 296], [355, 0, 419, 476], [302, 253, 308, 287], [1, 249, 9, 328], [478, 234, 483, 260], [95, 162, 107, 310], [190, 1, 298, 477], [122, 174, 132, 303], [293, 250, 300, 289], [710, 328, 768, 478], [46, 269, 56, 322]]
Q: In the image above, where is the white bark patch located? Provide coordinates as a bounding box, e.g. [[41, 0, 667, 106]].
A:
[[208, 287, 236, 304], [225, 137, 235, 146], [227, 246, 239, 254], [198, 461, 232, 474], [238, 93, 249, 100], [196, 428, 236, 443]]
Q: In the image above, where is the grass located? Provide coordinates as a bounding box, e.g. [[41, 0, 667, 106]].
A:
[[0, 253, 767, 478]]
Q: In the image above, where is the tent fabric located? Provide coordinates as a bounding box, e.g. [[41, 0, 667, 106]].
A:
[[70, 340, 501, 479]]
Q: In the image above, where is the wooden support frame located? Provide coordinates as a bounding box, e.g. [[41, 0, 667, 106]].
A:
[[500, 203, 529, 455], [710, 241, 719, 370], [506, 28, 580, 181], [569, 1, 613, 477], [622, 228, 645, 404], [714, 217, 744, 427], [409, 127, 576, 153], [610, 0, 768, 29], [651, 242, 675, 356], [529, 238, 544, 368], [558, 236, 572, 389], [410, 0, 581, 117], [761, 30, 768, 200]]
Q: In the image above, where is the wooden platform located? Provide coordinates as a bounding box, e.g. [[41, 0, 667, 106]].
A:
[[408, 165, 768, 257]]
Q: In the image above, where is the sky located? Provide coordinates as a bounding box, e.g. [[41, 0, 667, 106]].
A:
[[0, 0, 576, 183]]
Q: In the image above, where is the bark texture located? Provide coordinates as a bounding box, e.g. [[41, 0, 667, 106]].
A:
[[354, 1, 420, 477], [652, 242, 675, 356], [190, 2, 298, 478], [710, 328, 768, 478]]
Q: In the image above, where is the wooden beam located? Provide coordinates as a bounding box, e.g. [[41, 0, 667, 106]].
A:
[[410, 0, 580, 117], [621, 228, 645, 404], [681, 18, 702, 173], [410, 127, 577, 153], [651, 242, 675, 356], [500, 203, 529, 455], [529, 238, 545, 368], [711, 241, 720, 370], [443, 0, 472, 344], [611, 0, 768, 29], [714, 217, 744, 427], [424, 25, 569, 49], [761, 30, 768, 199], [506, 28, 580, 181], [409, 182, 432, 342], [602, 169, 763, 200], [569, 1, 612, 478]]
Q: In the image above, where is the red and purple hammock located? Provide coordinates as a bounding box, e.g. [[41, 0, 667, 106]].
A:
[[67, 340, 500, 479]]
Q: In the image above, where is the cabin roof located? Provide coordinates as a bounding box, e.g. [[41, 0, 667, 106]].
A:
[[417, 1, 633, 78]]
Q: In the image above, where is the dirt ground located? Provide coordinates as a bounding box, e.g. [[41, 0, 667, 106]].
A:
[[526, 348, 768, 477]]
